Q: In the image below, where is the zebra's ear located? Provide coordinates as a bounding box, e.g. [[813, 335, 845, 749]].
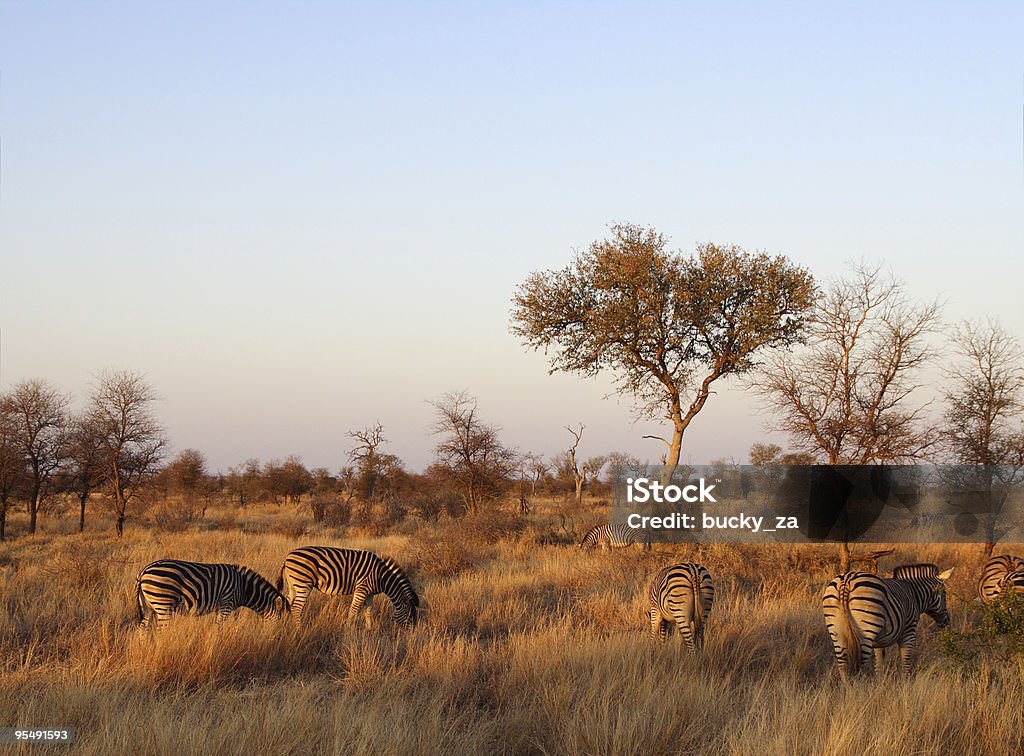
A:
[[937, 567, 954, 581]]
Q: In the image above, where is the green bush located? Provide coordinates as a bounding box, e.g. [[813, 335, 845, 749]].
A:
[[940, 588, 1024, 666]]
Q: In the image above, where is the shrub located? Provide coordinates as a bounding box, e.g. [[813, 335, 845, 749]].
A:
[[940, 589, 1024, 666]]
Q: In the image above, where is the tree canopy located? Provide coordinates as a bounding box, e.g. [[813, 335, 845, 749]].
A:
[[511, 223, 815, 476]]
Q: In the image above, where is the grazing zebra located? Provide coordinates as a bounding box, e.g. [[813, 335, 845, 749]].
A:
[[277, 546, 419, 628], [648, 563, 714, 650], [136, 559, 288, 632], [822, 564, 953, 681], [977, 555, 1024, 605], [579, 523, 650, 550]]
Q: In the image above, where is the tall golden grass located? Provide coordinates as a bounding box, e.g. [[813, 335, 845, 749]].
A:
[[1, 501, 1021, 755]]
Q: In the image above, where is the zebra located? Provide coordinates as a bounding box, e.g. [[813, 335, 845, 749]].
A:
[[648, 563, 714, 650], [822, 563, 953, 681], [277, 546, 419, 628], [579, 523, 650, 550], [977, 555, 1024, 605], [136, 559, 288, 633]]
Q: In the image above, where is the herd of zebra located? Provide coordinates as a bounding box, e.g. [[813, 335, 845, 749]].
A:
[[134, 524, 1024, 682], [580, 523, 1024, 680], [136, 546, 420, 632]]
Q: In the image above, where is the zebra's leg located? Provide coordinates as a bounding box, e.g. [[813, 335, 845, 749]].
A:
[[347, 582, 373, 624], [289, 587, 311, 625], [873, 646, 885, 673], [216, 601, 234, 624], [858, 641, 875, 675], [362, 595, 374, 629], [898, 636, 916, 676], [650, 608, 666, 641], [677, 620, 697, 652], [154, 609, 173, 633], [137, 599, 152, 634]]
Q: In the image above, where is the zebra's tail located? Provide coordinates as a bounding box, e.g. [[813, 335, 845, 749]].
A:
[[135, 576, 145, 625], [691, 572, 705, 639], [275, 564, 285, 594], [835, 576, 860, 675]]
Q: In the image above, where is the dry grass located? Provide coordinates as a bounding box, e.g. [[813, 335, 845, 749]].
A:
[[1, 501, 1021, 755]]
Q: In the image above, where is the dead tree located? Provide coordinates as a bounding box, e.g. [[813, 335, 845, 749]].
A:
[[566, 424, 590, 506]]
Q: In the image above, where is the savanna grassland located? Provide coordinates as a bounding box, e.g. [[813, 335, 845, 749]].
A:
[[1, 501, 1023, 756]]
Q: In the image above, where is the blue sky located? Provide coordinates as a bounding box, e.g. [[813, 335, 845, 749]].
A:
[[1, 2, 1021, 471]]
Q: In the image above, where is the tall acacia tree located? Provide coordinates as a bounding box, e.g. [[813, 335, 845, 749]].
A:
[[87, 370, 167, 536], [511, 224, 815, 480]]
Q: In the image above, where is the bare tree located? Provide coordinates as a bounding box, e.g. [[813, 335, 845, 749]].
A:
[[87, 370, 168, 537], [1, 379, 71, 534], [511, 224, 815, 482], [430, 390, 517, 515], [517, 453, 549, 514], [753, 261, 942, 569], [64, 413, 106, 532], [347, 422, 403, 503], [943, 318, 1024, 555], [0, 404, 26, 540], [754, 262, 941, 465], [566, 424, 591, 505]]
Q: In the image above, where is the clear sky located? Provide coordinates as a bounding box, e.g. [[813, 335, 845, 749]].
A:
[[1, 2, 1021, 472]]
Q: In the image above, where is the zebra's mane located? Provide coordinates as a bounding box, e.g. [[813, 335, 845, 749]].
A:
[[381, 556, 419, 607], [236, 565, 277, 592], [892, 563, 939, 580]]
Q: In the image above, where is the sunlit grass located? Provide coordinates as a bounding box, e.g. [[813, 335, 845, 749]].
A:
[[0, 501, 1019, 754]]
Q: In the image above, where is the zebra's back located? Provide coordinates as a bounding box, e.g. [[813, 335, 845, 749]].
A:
[[579, 523, 647, 550], [648, 563, 714, 649], [978, 555, 1024, 604]]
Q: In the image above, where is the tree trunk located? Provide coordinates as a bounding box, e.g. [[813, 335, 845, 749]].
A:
[[29, 488, 40, 534], [839, 541, 851, 572], [115, 490, 126, 537], [0, 507, 5, 541], [661, 423, 685, 485], [984, 541, 996, 558], [574, 475, 584, 506], [79, 491, 88, 532]]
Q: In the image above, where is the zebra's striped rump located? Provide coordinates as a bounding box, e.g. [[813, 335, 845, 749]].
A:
[[978, 555, 1024, 605], [580, 523, 650, 550], [822, 564, 952, 681], [136, 559, 288, 632], [278, 546, 419, 628], [648, 563, 714, 650]]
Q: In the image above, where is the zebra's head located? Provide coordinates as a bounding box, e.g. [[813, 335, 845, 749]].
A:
[[893, 564, 954, 628], [395, 594, 418, 629], [240, 567, 290, 620], [381, 557, 419, 629], [263, 593, 290, 620]]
